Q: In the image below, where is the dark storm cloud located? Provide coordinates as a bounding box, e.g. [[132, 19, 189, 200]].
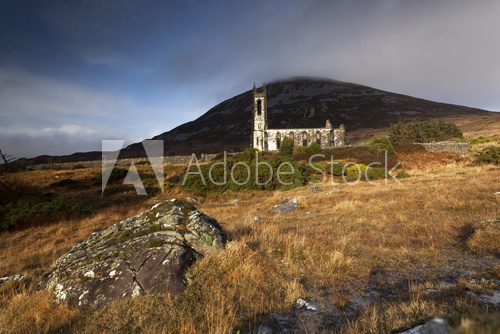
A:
[[0, 0, 499, 158], [161, 0, 500, 108]]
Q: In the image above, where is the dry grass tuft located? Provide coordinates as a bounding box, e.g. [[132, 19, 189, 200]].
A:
[[466, 220, 500, 255], [0, 291, 78, 334]]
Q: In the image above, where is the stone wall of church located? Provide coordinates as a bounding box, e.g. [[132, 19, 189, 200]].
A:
[[263, 127, 343, 151], [333, 127, 346, 147]]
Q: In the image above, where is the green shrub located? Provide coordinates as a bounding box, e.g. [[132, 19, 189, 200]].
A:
[[293, 146, 307, 156], [0, 199, 80, 230], [94, 167, 129, 184], [474, 146, 500, 165], [71, 163, 86, 170], [345, 164, 368, 180], [234, 148, 258, 163], [279, 137, 294, 157], [389, 120, 463, 144], [366, 167, 386, 180], [469, 137, 493, 145], [343, 164, 389, 181], [180, 152, 307, 193], [367, 137, 395, 156], [396, 170, 410, 178], [329, 161, 346, 176], [306, 142, 322, 155]]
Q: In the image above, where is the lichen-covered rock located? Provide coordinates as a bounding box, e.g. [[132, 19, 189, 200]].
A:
[[46, 199, 225, 308]]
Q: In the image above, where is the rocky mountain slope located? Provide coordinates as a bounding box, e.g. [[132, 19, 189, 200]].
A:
[[140, 77, 494, 155], [18, 77, 497, 164]]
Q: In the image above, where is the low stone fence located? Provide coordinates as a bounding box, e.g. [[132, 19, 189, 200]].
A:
[[417, 141, 470, 154], [29, 153, 219, 170]]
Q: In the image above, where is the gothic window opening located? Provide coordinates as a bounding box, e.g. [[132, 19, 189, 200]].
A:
[[276, 132, 281, 149], [316, 131, 321, 145], [302, 131, 308, 147], [257, 99, 262, 116], [264, 132, 269, 151]]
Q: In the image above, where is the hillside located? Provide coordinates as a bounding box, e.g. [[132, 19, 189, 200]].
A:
[[131, 77, 497, 155], [17, 77, 499, 164]]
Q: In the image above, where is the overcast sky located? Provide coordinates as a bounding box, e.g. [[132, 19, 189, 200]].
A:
[[1, 0, 499, 158]]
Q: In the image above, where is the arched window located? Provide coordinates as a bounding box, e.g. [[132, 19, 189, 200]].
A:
[[316, 131, 321, 145], [257, 99, 262, 116], [276, 132, 281, 149], [302, 131, 308, 147], [264, 132, 269, 151]]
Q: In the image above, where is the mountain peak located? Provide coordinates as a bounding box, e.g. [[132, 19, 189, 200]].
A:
[[147, 78, 491, 155]]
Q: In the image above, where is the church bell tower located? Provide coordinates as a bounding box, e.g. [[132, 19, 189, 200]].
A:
[[252, 82, 267, 151]]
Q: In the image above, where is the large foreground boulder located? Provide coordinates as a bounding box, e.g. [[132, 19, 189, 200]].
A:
[[46, 199, 225, 308]]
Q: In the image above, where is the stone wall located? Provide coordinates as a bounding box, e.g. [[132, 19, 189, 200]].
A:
[[264, 128, 330, 151], [30, 154, 218, 170], [263, 127, 345, 151], [417, 141, 470, 154]]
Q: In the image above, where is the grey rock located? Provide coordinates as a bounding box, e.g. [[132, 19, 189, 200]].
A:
[[0, 274, 25, 284], [228, 199, 239, 206], [253, 215, 261, 222], [46, 200, 225, 309], [272, 198, 299, 214], [255, 324, 273, 334], [310, 185, 320, 193], [399, 325, 424, 334], [399, 318, 450, 334], [295, 298, 319, 312], [466, 290, 500, 306], [185, 196, 197, 204], [423, 318, 450, 334]]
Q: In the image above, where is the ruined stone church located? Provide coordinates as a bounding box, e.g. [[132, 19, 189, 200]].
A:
[[252, 83, 346, 152]]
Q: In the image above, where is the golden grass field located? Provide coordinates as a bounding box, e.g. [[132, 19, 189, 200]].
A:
[[0, 145, 499, 333]]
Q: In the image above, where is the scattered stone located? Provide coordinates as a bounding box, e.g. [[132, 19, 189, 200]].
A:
[[466, 290, 500, 306], [399, 318, 450, 334], [0, 274, 25, 284], [46, 200, 226, 309], [255, 324, 273, 334], [423, 318, 450, 334], [478, 291, 500, 305], [326, 189, 341, 195], [228, 199, 239, 206], [438, 281, 456, 289], [399, 324, 424, 334], [253, 215, 261, 222], [185, 196, 197, 204], [272, 198, 299, 214], [495, 191, 500, 196], [295, 298, 319, 312], [310, 185, 319, 193]]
